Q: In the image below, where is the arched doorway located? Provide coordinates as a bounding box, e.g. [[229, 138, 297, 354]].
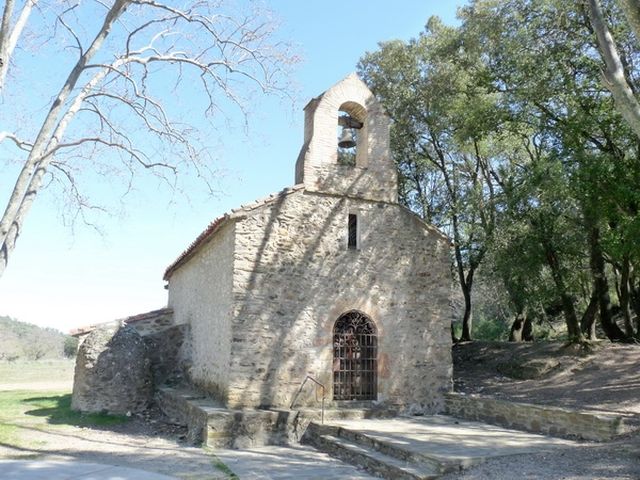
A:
[[332, 311, 377, 400]]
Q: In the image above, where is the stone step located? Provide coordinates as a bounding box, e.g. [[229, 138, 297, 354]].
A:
[[308, 433, 440, 480], [307, 422, 457, 474], [297, 407, 397, 422]]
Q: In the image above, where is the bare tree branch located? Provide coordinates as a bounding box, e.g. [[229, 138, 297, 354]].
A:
[[0, 0, 296, 276], [0, 0, 38, 92], [0, 131, 32, 151]]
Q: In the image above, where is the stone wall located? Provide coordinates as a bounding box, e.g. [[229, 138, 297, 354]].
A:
[[167, 222, 235, 400], [143, 324, 188, 386], [228, 189, 452, 412], [445, 393, 625, 441]]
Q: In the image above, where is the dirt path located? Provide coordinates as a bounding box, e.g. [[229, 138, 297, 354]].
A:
[[453, 341, 640, 419], [0, 415, 228, 479]]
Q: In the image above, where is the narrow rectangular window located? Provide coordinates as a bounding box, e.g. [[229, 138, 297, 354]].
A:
[[348, 214, 358, 249]]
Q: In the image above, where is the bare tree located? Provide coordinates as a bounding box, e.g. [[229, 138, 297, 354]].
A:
[[0, 0, 296, 277]]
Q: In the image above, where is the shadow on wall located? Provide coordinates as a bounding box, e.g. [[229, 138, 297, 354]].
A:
[[227, 166, 450, 411], [71, 322, 188, 415]]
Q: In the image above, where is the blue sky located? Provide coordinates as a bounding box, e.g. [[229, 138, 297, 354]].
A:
[[0, 1, 462, 332]]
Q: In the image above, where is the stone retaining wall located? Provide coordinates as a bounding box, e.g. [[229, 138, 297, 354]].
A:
[[445, 392, 625, 441]]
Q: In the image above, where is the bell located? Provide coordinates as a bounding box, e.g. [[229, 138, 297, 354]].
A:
[[338, 127, 356, 149]]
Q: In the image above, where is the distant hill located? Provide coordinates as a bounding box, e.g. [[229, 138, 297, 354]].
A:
[[0, 316, 77, 361]]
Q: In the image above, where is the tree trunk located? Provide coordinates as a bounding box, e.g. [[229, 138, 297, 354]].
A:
[[509, 307, 533, 342], [0, 0, 15, 91], [509, 315, 524, 342], [543, 240, 583, 342], [0, 0, 36, 92], [459, 269, 474, 342], [629, 274, 640, 337], [617, 0, 640, 45], [589, 0, 640, 140], [589, 225, 628, 341], [619, 254, 635, 337], [0, 0, 129, 277], [580, 290, 599, 340], [522, 316, 534, 341]]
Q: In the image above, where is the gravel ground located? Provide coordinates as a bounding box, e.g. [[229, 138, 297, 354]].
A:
[[0, 428, 229, 480], [440, 438, 640, 480], [0, 405, 228, 479]]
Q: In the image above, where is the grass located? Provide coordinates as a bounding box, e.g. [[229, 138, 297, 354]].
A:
[[0, 390, 129, 449], [204, 446, 239, 479], [0, 359, 128, 451], [0, 359, 75, 384]]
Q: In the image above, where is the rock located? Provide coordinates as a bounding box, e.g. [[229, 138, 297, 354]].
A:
[[71, 324, 153, 414]]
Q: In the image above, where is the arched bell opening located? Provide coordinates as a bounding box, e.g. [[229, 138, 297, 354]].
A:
[[332, 310, 377, 401], [336, 101, 367, 167]]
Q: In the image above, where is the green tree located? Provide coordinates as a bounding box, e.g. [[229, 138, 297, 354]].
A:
[[359, 18, 505, 341], [362, 0, 640, 343], [457, 0, 640, 342]]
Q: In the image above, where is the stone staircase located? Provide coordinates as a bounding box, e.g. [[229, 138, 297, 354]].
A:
[[156, 385, 396, 448], [157, 386, 626, 480]]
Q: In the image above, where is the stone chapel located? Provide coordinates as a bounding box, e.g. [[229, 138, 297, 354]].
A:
[[161, 74, 453, 413]]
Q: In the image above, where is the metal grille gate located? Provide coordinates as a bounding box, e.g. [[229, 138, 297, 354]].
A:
[[332, 311, 377, 401]]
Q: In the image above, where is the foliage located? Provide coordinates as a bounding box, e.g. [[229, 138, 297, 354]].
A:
[[472, 317, 510, 341], [358, 17, 503, 341], [0, 316, 76, 361], [63, 336, 79, 359], [360, 0, 640, 343]]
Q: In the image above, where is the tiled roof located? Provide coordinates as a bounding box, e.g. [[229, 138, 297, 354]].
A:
[[163, 185, 305, 281], [162, 214, 231, 281], [69, 307, 173, 336]]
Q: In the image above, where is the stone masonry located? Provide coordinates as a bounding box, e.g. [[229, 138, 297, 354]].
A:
[[164, 74, 453, 414], [72, 325, 152, 414]]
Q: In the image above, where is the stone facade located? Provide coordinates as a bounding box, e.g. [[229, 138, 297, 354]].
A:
[[71, 308, 188, 413], [164, 74, 453, 414]]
